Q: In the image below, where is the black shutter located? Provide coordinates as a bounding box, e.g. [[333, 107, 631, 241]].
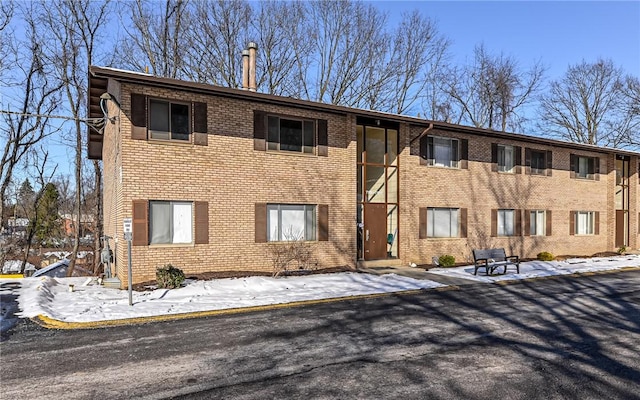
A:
[[318, 204, 329, 241], [193, 102, 208, 146], [570, 154, 576, 179], [491, 143, 498, 172], [419, 208, 427, 239], [255, 203, 267, 242], [515, 146, 522, 174], [253, 111, 266, 151], [460, 139, 469, 169], [317, 119, 328, 157], [131, 93, 147, 140], [546, 150, 553, 176]]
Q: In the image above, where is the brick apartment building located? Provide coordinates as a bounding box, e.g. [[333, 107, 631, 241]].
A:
[[88, 65, 639, 286]]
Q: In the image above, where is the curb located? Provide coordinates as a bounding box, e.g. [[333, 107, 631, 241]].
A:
[[0, 275, 24, 280], [31, 285, 459, 330]]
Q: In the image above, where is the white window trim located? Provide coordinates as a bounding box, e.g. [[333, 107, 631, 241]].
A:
[[530, 210, 546, 236], [427, 207, 459, 238], [428, 136, 459, 169], [498, 209, 515, 237], [575, 211, 595, 235], [149, 201, 193, 245], [267, 204, 317, 242]]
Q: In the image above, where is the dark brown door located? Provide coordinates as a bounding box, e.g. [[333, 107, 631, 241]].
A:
[[364, 203, 387, 260], [615, 210, 626, 247]]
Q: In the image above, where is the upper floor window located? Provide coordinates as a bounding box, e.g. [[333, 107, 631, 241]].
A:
[[149, 99, 190, 141], [571, 155, 598, 180], [525, 148, 552, 176], [498, 145, 515, 173], [428, 136, 459, 168], [267, 116, 315, 154]]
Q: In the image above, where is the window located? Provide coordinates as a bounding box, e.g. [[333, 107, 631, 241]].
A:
[[575, 211, 595, 235], [427, 208, 459, 238], [267, 204, 316, 241], [498, 209, 515, 236], [267, 116, 315, 154], [149, 99, 190, 141], [530, 150, 546, 175], [530, 210, 546, 236], [149, 201, 193, 244], [571, 155, 596, 179], [427, 136, 459, 168], [498, 145, 515, 173]]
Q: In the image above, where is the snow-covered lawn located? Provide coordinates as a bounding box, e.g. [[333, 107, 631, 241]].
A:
[[16, 272, 445, 323], [428, 254, 640, 283], [6, 254, 640, 325]]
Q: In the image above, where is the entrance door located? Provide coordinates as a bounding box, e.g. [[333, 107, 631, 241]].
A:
[[364, 203, 388, 260]]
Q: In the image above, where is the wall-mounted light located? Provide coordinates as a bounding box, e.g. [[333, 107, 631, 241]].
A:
[[100, 92, 120, 124]]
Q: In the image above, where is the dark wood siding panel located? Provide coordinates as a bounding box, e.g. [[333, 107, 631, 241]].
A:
[[491, 143, 498, 172], [569, 211, 576, 235], [491, 209, 497, 237], [546, 210, 552, 236], [253, 110, 266, 151], [515, 209, 522, 236], [318, 204, 329, 241], [317, 119, 328, 157], [460, 139, 469, 169], [130, 93, 147, 140], [255, 203, 267, 243], [132, 200, 148, 246], [193, 102, 208, 146], [419, 207, 427, 239], [194, 201, 209, 244], [459, 208, 467, 238]]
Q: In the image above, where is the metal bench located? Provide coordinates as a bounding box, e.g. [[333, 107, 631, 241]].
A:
[[472, 248, 520, 275]]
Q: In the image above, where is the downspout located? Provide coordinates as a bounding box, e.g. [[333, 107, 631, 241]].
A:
[[409, 122, 434, 146]]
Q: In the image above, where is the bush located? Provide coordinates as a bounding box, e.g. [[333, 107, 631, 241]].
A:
[[156, 265, 185, 289], [617, 246, 627, 255], [537, 252, 554, 261], [438, 255, 456, 267]]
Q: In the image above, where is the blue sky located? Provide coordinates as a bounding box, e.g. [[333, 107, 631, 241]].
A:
[[374, 0, 640, 79]]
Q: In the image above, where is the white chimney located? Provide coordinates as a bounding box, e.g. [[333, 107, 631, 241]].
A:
[[248, 42, 257, 92], [241, 49, 250, 90]]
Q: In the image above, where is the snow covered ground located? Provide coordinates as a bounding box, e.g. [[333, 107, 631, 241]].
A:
[[6, 255, 640, 324]]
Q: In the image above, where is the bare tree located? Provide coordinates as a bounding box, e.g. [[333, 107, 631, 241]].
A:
[[35, 0, 111, 276], [117, 0, 190, 78], [442, 44, 545, 132], [0, 9, 62, 231], [538, 59, 640, 148]]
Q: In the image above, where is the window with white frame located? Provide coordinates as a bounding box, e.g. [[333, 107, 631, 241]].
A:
[[267, 204, 316, 241], [530, 210, 546, 236], [576, 211, 595, 235], [427, 208, 459, 238], [428, 136, 459, 168], [267, 116, 315, 154], [576, 156, 595, 179], [149, 201, 193, 244], [498, 209, 515, 236], [149, 99, 190, 141], [498, 145, 515, 173]]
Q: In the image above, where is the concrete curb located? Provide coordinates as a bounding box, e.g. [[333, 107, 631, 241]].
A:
[[30, 285, 459, 330], [0, 275, 24, 280]]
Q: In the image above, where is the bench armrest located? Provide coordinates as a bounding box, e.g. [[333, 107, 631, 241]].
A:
[[506, 255, 520, 263], [474, 258, 489, 266]]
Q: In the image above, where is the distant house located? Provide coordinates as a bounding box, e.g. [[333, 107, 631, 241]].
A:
[[6, 217, 29, 236], [60, 214, 95, 238], [88, 63, 639, 287]]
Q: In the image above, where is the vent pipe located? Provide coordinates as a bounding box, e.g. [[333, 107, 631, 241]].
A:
[[241, 49, 250, 90], [248, 42, 257, 92]]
